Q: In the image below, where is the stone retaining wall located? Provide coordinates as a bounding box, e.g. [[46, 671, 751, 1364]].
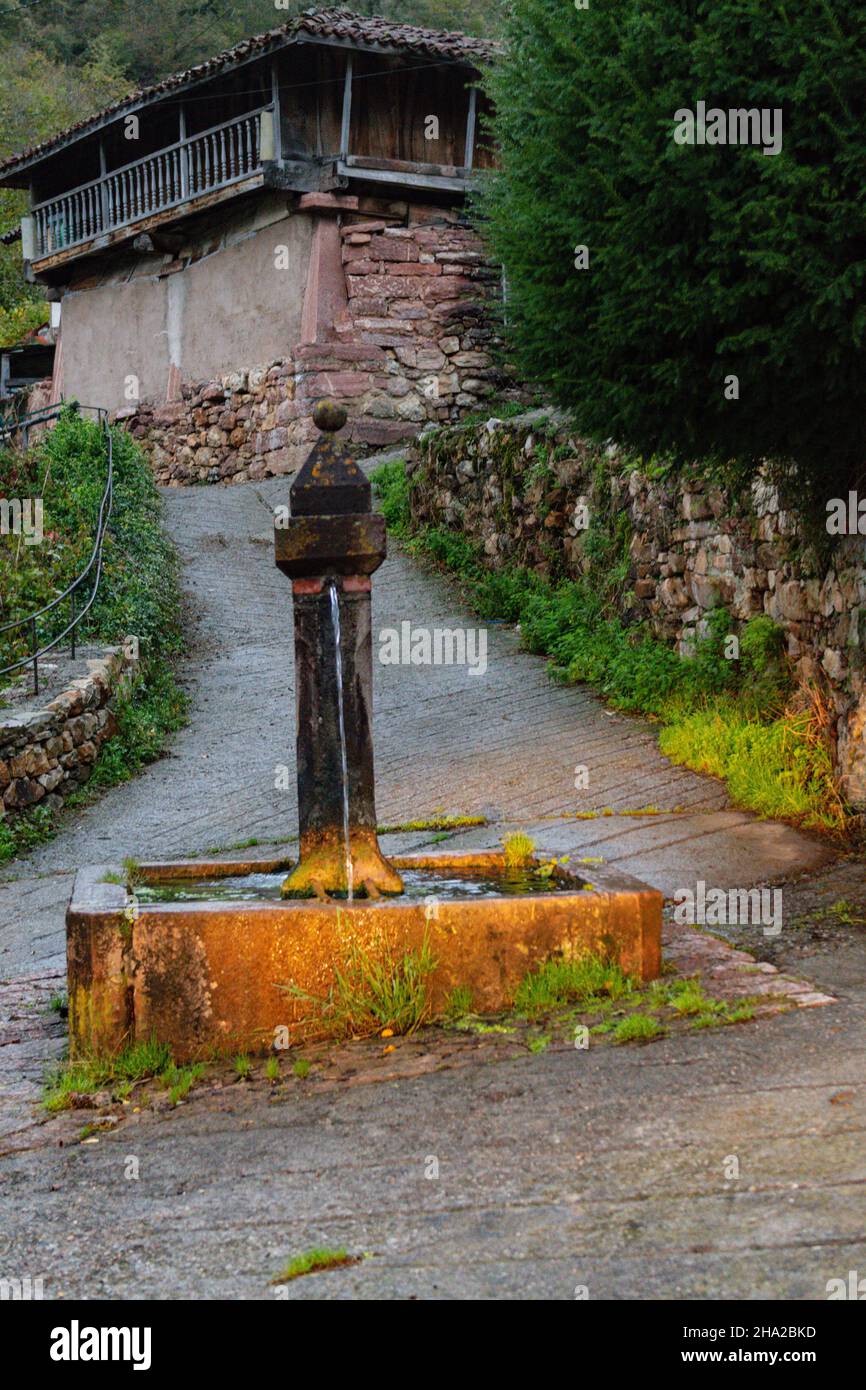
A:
[[0, 645, 133, 824], [121, 208, 520, 485], [406, 412, 866, 808]]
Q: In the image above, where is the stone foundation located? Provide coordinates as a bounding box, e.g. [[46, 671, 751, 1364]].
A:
[[119, 205, 521, 485], [0, 645, 133, 825], [406, 412, 866, 808]]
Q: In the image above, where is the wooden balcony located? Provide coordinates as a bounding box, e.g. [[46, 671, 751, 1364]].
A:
[[28, 108, 273, 267]]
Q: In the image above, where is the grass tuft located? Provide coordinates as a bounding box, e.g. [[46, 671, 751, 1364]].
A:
[[377, 814, 487, 835], [514, 954, 634, 1018], [43, 1037, 172, 1111], [613, 1013, 665, 1043], [272, 1248, 360, 1284], [444, 985, 474, 1020], [0, 805, 56, 865], [159, 1062, 205, 1105], [283, 927, 437, 1040], [502, 831, 535, 867]]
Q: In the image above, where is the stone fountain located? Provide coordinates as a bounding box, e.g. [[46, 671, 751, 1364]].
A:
[[274, 400, 401, 900], [66, 403, 662, 1060]]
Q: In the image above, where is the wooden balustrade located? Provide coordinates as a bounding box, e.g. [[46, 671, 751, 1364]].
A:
[[31, 109, 270, 259]]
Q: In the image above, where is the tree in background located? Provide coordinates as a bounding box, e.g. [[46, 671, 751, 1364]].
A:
[[0, 33, 128, 344], [15, 0, 503, 88], [481, 0, 866, 506]]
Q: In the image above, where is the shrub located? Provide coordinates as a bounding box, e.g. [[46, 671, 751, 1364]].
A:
[[0, 407, 183, 667], [371, 456, 412, 536], [0, 410, 186, 850], [481, 0, 866, 505]]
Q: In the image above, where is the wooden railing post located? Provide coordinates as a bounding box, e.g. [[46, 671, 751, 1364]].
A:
[[99, 140, 109, 233], [340, 54, 353, 160], [259, 108, 275, 163], [271, 60, 283, 164], [179, 106, 189, 199]]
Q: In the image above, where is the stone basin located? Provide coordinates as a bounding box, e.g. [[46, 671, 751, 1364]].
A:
[[66, 851, 662, 1060]]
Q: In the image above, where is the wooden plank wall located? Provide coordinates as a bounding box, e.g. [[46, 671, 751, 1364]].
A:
[[348, 52, 471, 165], [277, 45, 344, 159]]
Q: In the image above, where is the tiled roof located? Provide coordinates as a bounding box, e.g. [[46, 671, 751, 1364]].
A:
[[0, 9, 497, 182]]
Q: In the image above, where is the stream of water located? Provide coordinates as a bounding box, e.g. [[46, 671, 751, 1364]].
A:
[[329, 578, 354, 902]]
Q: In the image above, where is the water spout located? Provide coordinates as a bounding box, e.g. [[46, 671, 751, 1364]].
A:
[[329, 579, 353, 902]]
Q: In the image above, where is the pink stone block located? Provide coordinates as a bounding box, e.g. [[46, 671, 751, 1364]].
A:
[[353, 317, 414, 334], [350, 419, 414, 446], [376, 263, 442, 277], [296, 371, 372, 398], [341, 219, 393, 236], [345, 275, 421, 299], [292, 343, 386, 366], [367, 235, 416, 261]]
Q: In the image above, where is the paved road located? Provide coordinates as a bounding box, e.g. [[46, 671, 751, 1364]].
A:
[[0, 464, 862, 1301], [0, 464, 832, 979]]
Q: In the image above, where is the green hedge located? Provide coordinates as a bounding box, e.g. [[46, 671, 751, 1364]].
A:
[[0, 409, 187, 860], [480, 0, 866, 506]]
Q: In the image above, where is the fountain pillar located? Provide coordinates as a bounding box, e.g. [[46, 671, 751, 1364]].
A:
[[274, 399, 403, 898]]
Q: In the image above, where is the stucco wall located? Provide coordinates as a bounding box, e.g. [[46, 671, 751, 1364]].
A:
[[59, 199, 312, 412], [120, 204, 523, 484]]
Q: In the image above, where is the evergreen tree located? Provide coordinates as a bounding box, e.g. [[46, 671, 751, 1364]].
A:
[[481, 0, 866, 500]]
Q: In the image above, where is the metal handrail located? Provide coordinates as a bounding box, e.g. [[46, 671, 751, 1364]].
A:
[[0, 401, 68, 447], [0, 399, 109, 443], [0, 406, 113, 696]]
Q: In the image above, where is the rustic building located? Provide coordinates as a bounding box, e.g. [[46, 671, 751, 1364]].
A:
[[0, 9, 512, 480]]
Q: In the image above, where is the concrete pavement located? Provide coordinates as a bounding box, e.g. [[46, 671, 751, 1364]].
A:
[[0, 463, 862, 1300]]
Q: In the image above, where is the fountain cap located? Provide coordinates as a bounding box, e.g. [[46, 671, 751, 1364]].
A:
[[290, 398, 371, 517], [313, 398, 348, 433]]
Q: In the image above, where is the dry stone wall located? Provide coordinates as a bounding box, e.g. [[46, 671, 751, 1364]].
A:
[[0, 645, 133, 825], [407, 412, 866, 808], [120, 211, 520, 485]]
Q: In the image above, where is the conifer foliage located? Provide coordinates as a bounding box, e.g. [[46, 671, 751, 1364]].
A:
[[481, 1, 866, 494]]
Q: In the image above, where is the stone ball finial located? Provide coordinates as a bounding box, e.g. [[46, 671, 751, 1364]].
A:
[[313, 398, 348, 433]]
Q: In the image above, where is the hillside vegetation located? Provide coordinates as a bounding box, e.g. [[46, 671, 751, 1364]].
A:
[[0, 411, 186, 861]]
